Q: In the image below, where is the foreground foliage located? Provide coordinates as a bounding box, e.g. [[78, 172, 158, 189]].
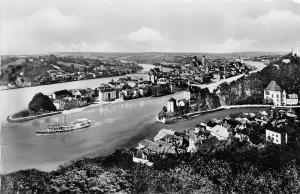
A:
[[1, 141, 300, 194]]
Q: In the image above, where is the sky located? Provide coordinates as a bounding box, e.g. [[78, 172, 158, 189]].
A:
[[1, 0, 300, 54]]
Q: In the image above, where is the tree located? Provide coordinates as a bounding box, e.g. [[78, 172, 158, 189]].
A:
[[29, 92, 56, 112], [49, 55, 57, 64]]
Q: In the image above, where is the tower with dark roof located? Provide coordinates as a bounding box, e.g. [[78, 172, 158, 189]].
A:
[[264, 80, 285, 106]]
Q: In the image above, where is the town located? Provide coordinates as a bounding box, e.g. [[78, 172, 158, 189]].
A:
[[133, 107, 300, 166], [156, 47, 300, 124], [1, 52, 252, 90], [6, 53, 254, 122]]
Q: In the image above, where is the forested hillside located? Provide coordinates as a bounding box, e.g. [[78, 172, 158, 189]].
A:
[[219, 53, 300, 105]]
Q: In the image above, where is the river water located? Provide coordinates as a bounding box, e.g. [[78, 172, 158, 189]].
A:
[[0, 61, 265, 174]]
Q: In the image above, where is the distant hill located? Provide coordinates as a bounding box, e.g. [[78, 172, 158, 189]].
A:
[[50, 51, 286, 64]]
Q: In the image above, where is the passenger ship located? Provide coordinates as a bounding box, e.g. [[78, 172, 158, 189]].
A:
[[36, 118, 92, 134]]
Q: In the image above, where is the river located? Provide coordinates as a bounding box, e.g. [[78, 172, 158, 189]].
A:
[[0, 61, 266, 174]]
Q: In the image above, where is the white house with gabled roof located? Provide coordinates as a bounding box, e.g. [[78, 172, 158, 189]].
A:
[[264, 80, 284, 106]]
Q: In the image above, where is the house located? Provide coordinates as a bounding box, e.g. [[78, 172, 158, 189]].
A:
[[132, 88, 140, 98], [128, 81, 137, 88], [133, 150, 153, 166], [264, 80, 299, 106], [183, 90, 191, 101], [292, 46, 300, 57], [139, 87, 148, 96], [122, 85, 133, 97], [264, 80, 284, 106], [266, 128, 287, 145], [154, 129, 175, 141], [282, 59, 290, 64], [167, 98, 177, 112], [285, 93, 298, 105], [212, 73, 221, 81], [161, 134, 189, 148], [98, 85, 117, 102], [149, 68, 159, 83], [138, 139, 177, 154], [178, 98, 188, 107], [53, 99, 65, 110], [206, 125, 229, 140]]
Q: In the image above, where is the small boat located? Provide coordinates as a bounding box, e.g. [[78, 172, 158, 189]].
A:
[[37, 118, 92, 134]]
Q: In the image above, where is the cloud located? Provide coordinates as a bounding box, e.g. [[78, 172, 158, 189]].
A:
[[291, 0, 300, 4], [127, 27, 168, 44], [52, 41, 114, 52], [237, 10, 300, 51], [2, 0, 300, 54], [120, 27, 173, 52], [1, 6, 77, 54]]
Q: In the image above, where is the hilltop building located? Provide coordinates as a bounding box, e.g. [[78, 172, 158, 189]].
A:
[[292, 46, 300, 57], [286, 93, 299, 105], [264, 81, 283, 106], [264, 80, 299, 106], [282, 59, 291, 64]]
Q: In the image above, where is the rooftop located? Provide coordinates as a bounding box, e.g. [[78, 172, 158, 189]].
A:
[[265, 80, 282, 92]]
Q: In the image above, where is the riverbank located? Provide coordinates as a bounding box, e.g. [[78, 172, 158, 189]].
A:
[[7, 110, 62, 123], [157, 104, 300, 124]]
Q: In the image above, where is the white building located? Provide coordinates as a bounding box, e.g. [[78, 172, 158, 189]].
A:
[[286, 93, 299, 105], [264, 80, 284, 106], [206, 125, 229, 140], [266, 129, 287, 145], [282, 59, 290, 64], [167, 98, 176, 112], [292, 47, 300, 57], [98, 85, 117, 102], [183, 90, 191, 101]]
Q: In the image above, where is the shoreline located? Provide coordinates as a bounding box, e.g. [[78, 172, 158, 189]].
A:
[[0, 72, 144, 91], [7, 110, 62, 123], [157, 104, 300, 124], [6, 91, 182, 123]]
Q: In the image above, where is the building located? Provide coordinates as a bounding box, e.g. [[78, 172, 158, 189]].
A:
[[292, 46, 300, 57], [202, 55, 205, 66], [285, 93, 299, 105], [212, 73, 221, 81], [154, 129, 175, 141], [206, 125, 229, 140], [138, 139, 177, 154], [183, 90, 191, 101], [282, 59, 290, 64], [149, 68, 160, 83], [264, 80, 284, 106], [98, 85, 117, 102], [167, 98, 177, 112], [178, 98, 188, 107], [266, 128, 287, 145], [53, 99, 65, 110]]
